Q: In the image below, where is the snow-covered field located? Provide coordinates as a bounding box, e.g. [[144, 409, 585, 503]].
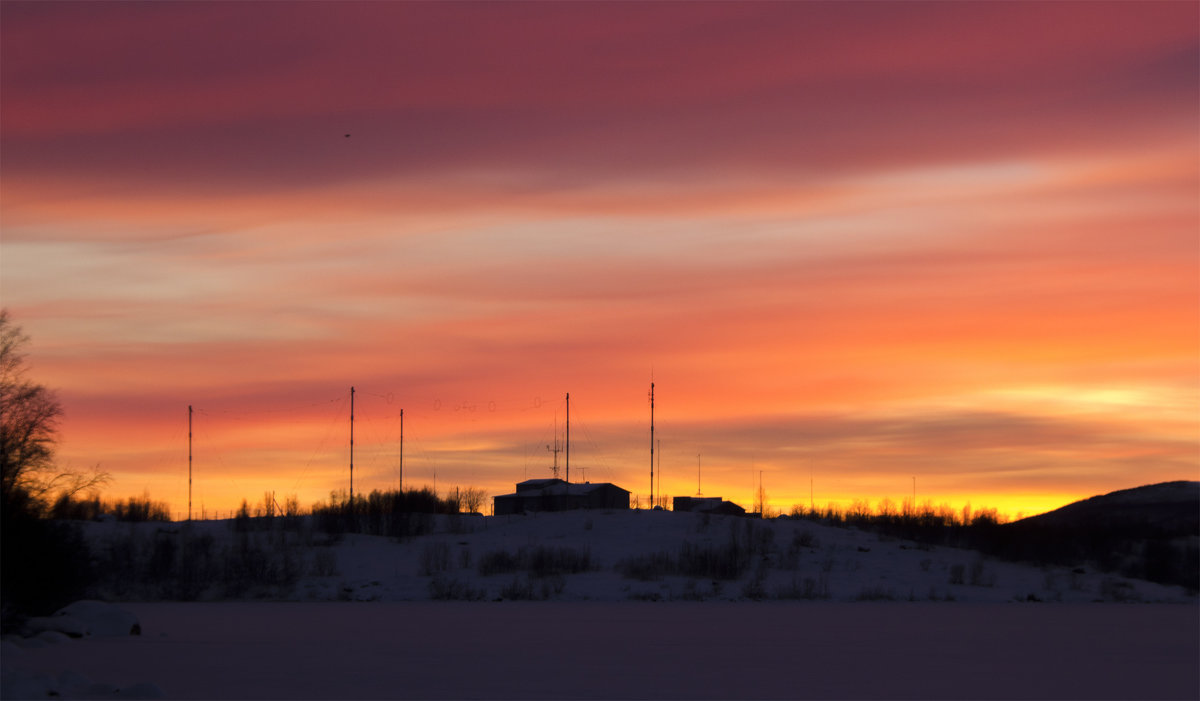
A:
[[4, 510, 1197, 699], [6, 602, 1198, 699]]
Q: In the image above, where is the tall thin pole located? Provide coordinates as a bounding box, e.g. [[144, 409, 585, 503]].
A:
[[696, 454, 701, 496], [548, 414, 561, 479], [649, 382, 654, 509], [399, 409, 404, 492], [565, 392, 570, 484], [657, 439, 661, 509], [188, 405, 193, 522], [350, 386, 355, 502]]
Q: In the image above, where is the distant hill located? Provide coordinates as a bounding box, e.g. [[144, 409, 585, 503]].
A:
[[1013, 481, 1199, 536], [986, 481, 1198, 591]]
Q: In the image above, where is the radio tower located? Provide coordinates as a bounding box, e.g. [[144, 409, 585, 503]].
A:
[[188, 405, 193, 521], [649, 382, 654, 509], [565, 392, 570, 484]]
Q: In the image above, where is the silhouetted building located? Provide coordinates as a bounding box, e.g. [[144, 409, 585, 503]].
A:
[[672, 496, 747, 516], [493, 479, 630, 515]]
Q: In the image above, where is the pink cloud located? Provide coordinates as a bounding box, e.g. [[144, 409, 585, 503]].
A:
[[2, 1, 1195, 199]]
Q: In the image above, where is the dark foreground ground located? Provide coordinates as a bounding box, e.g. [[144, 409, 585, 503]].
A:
[[6, 602, 1198, 699]]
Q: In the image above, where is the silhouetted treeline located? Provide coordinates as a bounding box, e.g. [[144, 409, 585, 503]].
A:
[[49, 493, 171, 522], [787, 500, 1003, 541], [307, 487, 464, 537]]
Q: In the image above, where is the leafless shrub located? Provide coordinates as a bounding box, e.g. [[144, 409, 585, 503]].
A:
[[478, 549, 521, 576], [499, 577, 540, 600], [969, 559, 996, 587], [678, 540, 748, 580], [856, 584, 897, 601], [478, 546, 590, 578], [775, 575, 830, 600], [527, 546, 591, 577], [419, 541, 451, 576], [312, 548, 338, 577], [428, 576, 485, 600], [616, 551, 674, 581], [742, 568, 768, 600]]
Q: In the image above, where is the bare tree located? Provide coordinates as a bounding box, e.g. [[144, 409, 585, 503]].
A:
[[0, 310, 106, 509], [461, 487, 487, 514]]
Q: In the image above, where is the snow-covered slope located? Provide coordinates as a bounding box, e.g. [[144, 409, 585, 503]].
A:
[[79, 509, 1195, 604]]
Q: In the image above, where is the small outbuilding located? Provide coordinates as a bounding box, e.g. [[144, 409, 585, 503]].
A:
[[493, 479, 630, 515], [672, 496, 747, 516]]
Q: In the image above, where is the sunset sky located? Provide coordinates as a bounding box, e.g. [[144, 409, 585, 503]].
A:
[[2, 1, 1197, 519]]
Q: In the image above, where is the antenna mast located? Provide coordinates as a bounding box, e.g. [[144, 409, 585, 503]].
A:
[[565, 392, 570, 484], [649, 382, 654, 510], [188, 405, 193, 521], [547, 411, 561, 478], [696, 453, 702, 497], [399, 409, 404, 492], [349, 386, 355, 502]]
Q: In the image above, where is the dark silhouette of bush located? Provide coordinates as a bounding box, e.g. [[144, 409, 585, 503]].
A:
[[527, 546, 591, 577], [616, 551, 674, 581], [310, 487, 459, 537], [774, 574, 830, 600], [497, 574, 564, 600], [499, 577, 539, 600], [87, 521, 304, 601], [478, 549, 522, 576], [419, 541, 451, 575], [1, 487, 92, 629], [428, 576, 485, 600], [477, 546, 591, 578], [48, 493, 171, 522], [677, 540, 748, 580]]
